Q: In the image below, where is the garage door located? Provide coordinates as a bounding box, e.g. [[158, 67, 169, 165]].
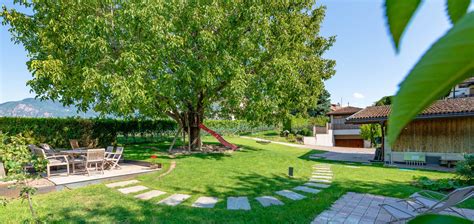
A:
[[335, 139, 364, 148]]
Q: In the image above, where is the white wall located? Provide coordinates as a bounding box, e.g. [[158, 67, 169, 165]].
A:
[[333, 129, 360, 135], [315, 129, 334, 146]]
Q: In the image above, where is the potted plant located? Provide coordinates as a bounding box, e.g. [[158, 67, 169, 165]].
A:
[[149, 155, 162, 169]]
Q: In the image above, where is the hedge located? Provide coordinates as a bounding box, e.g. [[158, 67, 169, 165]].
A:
[[0, 117, 176, 148], [203, 120, 277, 136]]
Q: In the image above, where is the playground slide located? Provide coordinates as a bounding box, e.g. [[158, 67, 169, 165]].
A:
[[198, 123, 239, 150]]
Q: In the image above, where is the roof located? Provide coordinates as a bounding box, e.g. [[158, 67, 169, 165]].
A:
[[459, 77, 474, 88], [327, 106, 362, 115], [346, 97, 474, 124]]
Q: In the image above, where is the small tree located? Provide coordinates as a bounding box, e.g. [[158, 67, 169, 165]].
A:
[[0, 133, 46, 222], [360, 124, 381, 147]]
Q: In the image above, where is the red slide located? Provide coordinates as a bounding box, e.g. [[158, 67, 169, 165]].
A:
[[199, 123, 239, 150]]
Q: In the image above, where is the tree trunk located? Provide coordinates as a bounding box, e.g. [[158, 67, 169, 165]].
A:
[[186, 111, 202, 150]]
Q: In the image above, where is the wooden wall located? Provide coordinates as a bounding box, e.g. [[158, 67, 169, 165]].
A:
[[392, 117, 474, 153]]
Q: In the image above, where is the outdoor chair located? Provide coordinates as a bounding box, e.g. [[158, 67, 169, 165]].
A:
[[105, 146, 114, 158], [69, 139, 85, 150], [39, 143, 62, 155], [33, 146, 69, 178], [105, 146, 123, 170], [73, 149, 106, 176], [380, 186, 474, 223]]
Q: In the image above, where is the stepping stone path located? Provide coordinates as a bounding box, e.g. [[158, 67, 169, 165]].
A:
[[275, 190, 306, 200], [192, 197, 218, 208], [309, 164, 333, 185], [106, 180, 140, 188], [135, 190, 166, 200], [158, 194, 191, 206], [118, 185, 148, 194], [293, 186, 321, 194], [304, 182, 330, 188], [106, 163, 336, 211], [227, 197, 251, 210], [256, 196, 284, 207]]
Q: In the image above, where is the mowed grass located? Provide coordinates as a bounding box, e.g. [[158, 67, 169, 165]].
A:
[[0, 137, 471, 223]]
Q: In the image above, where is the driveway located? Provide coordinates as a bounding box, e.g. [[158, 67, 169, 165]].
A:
[[241, 136, 375, 163]]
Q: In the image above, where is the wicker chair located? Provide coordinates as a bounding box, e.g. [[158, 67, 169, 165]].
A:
[[33, 146, 69, 177]]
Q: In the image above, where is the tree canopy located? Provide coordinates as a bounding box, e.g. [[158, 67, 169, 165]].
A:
[[2, 1, 335, 149]]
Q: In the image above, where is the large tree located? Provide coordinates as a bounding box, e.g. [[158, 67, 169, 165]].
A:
[[2, 1, 335, 149]]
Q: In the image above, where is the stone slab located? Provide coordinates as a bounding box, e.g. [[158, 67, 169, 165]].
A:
[[117, 185, 148, 194], [158, 194, 191, 206], [106, 180, 140, 188], [304, 182, 330, 188], [192, 196, 219, 208], [309, 179, 332, 183], [313, 170, 332, 174], [311, 175, 332, 179], [293, 186, 321, 194], [227, 197, 251, 210], [275, 190, 306, 200], [255, 196, 284, 207], [312, 172, 333, 175], [134, 190, 166, 200], [344, 165, 360, 169]]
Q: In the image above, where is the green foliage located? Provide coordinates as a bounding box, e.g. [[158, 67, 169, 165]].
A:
[[360, 124, 381, 147], [412, 176, 464, 191], [0, 132, 46, 221], [387, 12, 474, 145], [1, 1, 335, 148], [456, 154, 474, 182], [286, 133, 297, 143], [0, 117, 176, 148], [203, 120, 276, 136], [408, 214, 472, 224], [374, 96, 392, 106], [446, 0, 471, 24], [309, 116, 329, 127], [297, 128, 313, 137], [385, 0, 422, 51]]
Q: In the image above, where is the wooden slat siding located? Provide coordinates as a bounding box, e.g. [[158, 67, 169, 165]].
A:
[[392, 117, 474, 153]]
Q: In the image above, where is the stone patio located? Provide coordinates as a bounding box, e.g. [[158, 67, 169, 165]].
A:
[[311, 192, 474, 224]]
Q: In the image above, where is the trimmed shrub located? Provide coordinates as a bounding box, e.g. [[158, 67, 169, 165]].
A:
[[0, 117, 176, 148], [203, 120, 276, 136]]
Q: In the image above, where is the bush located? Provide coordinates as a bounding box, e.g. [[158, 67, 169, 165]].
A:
[[0, 117, 176, 148], [297, 128, 312, 137], [286, 133, 296, 143], [456, 154, 474, 183], [412, 176, 464, 191]]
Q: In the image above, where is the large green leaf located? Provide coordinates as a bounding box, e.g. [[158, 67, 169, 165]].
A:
[[385, 0, 422, 52], [446, 0, 471, 24], [388, 12, 474, 145]]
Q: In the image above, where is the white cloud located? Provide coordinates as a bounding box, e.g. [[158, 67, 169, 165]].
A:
[[353, 92, 365, 99]]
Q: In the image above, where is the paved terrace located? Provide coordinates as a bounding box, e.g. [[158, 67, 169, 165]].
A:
[[312, 192, 474, 224]]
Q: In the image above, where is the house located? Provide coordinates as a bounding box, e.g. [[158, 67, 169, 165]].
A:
[[307, 106, 371, 148], [447, 77, 474, 99], [346, 97, 474, 165]]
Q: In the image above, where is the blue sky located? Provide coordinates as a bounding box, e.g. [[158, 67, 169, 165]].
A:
[[0, 0, 465, 107]]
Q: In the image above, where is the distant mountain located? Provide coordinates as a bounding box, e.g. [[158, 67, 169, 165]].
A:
[[0, 98, 99, 118]]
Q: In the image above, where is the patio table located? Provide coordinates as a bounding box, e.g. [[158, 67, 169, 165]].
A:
[[60, 149, 88, 155]]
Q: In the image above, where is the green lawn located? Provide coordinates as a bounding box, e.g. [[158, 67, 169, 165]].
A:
[[246, 129, 302, 144], [0, 137, 471, 223]]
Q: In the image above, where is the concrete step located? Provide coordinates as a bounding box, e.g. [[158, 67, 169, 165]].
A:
[[106, 180, 139, 188], [158, 194, 191, 206], [255, 196, 284, 207], [192, 196, 219, 208], [275, 190, 306, 200], [117, 185, 148, 194], [227, 197, 251, 210], [134, 190, 166, 200]]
